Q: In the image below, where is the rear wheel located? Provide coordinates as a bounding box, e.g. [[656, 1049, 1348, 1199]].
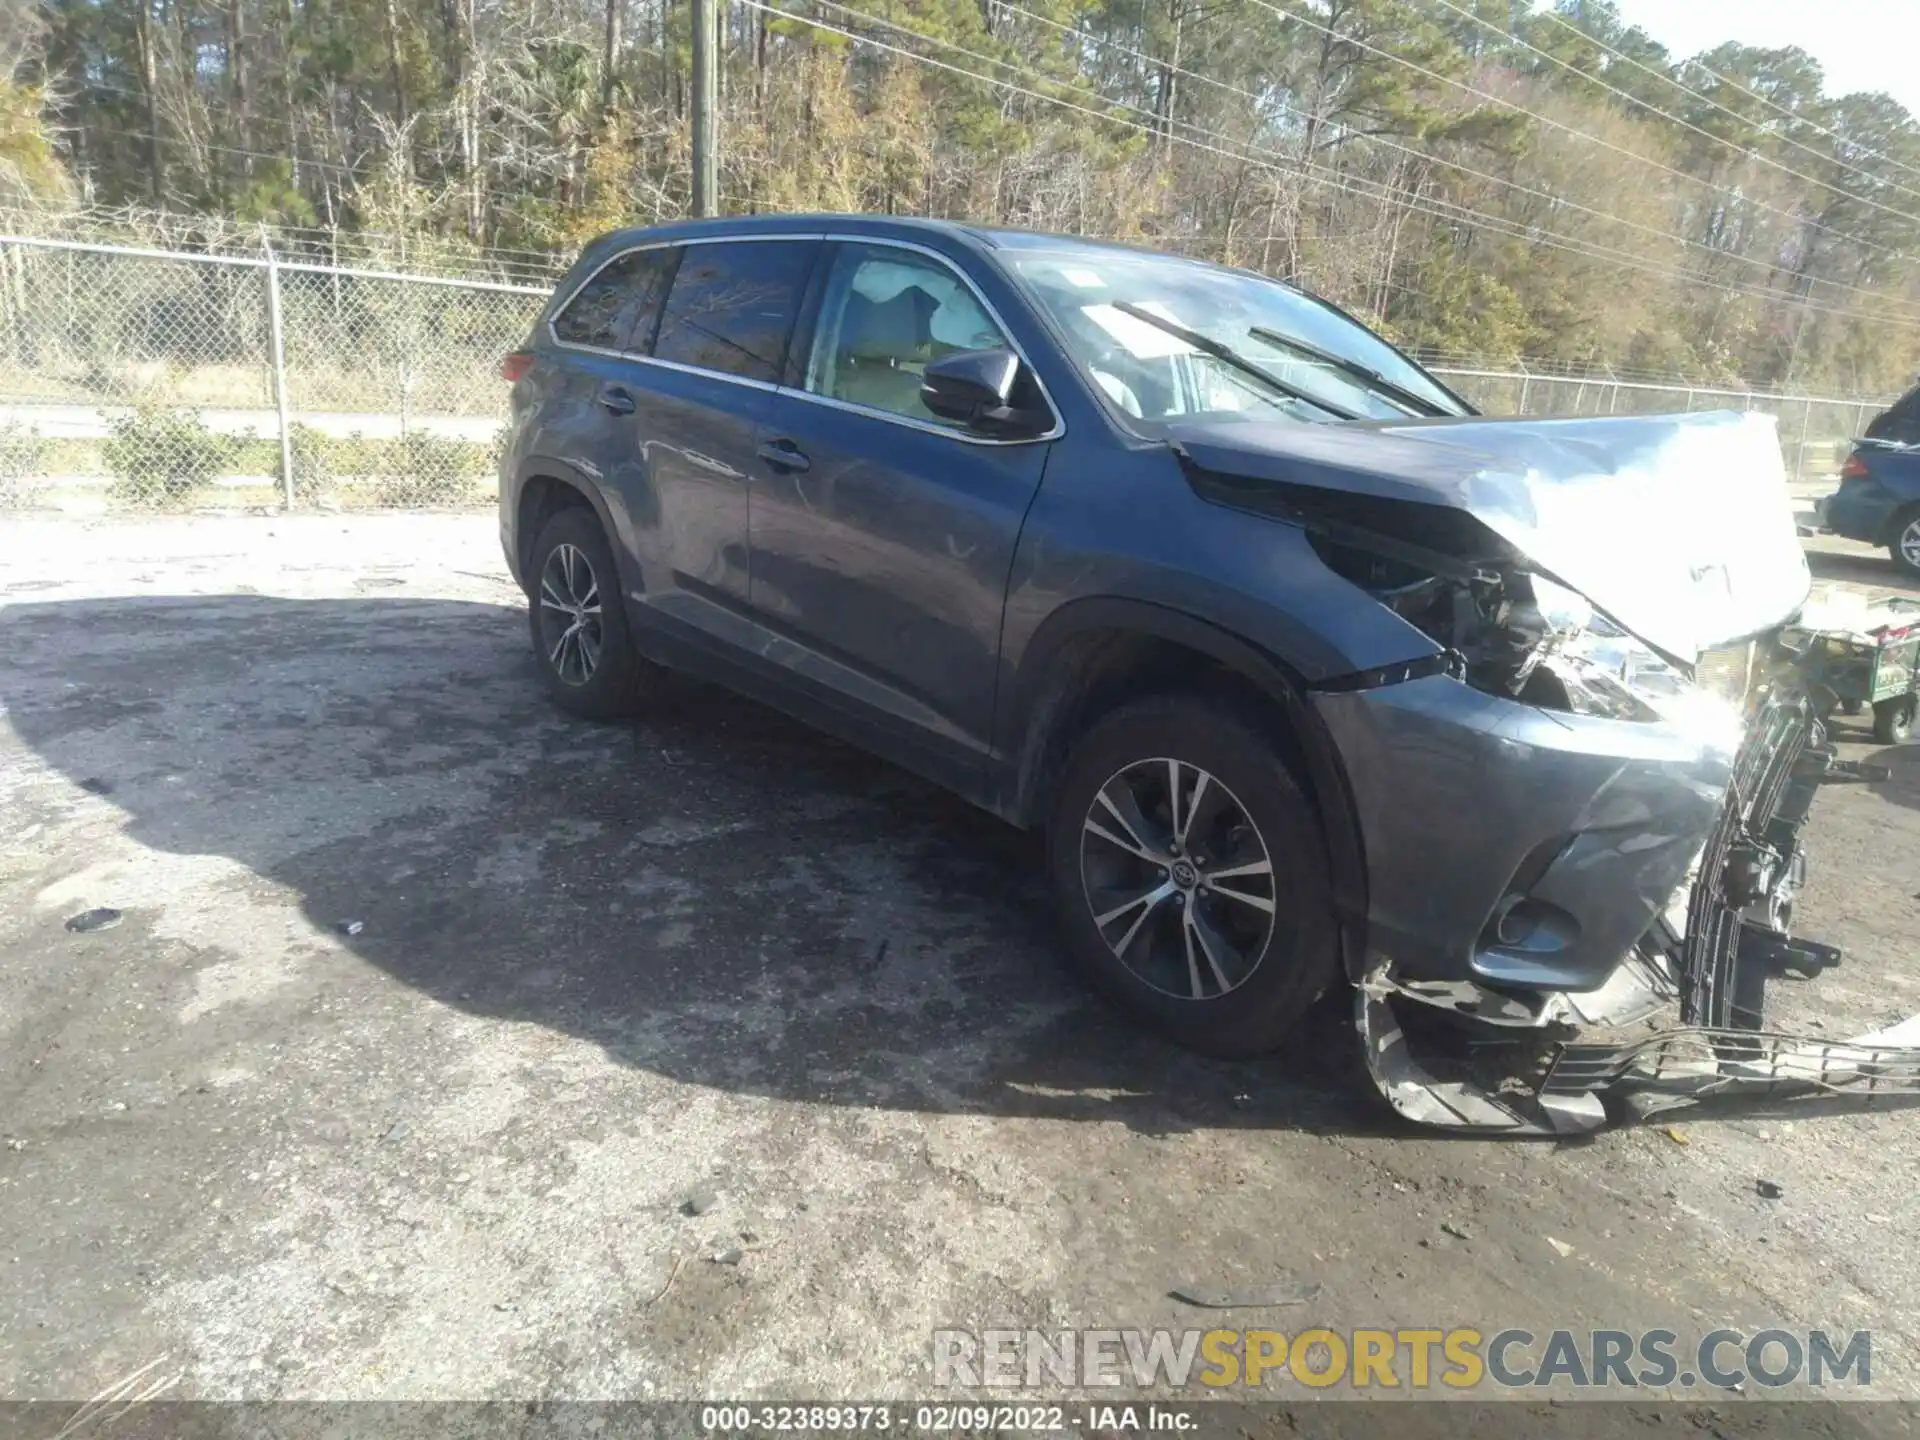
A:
[[1045, 695, 1339, 1057], [1891, 509, 1920, 579], [1873, 694, 1916, 746], [526, 506, 652, 719]]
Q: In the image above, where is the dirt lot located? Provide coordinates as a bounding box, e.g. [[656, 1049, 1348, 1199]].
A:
[[2, 514, 1918, 1413]]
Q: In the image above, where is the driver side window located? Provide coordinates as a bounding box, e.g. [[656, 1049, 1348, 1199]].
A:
[[805, 244, 1010, 428]]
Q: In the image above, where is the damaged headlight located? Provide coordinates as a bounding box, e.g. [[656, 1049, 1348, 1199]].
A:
[[1311, 531, 1745, 744], [1517, 578, 1743, 744]]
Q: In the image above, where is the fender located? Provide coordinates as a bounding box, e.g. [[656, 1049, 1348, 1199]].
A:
[[999, 595, 1370, 981], [509, 456, 643, 607]]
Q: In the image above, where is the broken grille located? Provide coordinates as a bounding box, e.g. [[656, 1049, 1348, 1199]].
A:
[[1545, 1027, 1920, 1100], [1678, 689, 1815, 1029]]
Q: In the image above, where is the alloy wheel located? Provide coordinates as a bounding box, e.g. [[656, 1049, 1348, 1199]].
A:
[[1078, 757, 1277, 1000], [537, 542, 603, 687], [1901, 517, 1920, 571]]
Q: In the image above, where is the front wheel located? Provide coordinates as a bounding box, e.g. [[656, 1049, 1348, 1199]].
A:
[[1891, 509, 1920, 579], [1045, 695, 1339, 1058], [1873, 694, 1916, 745]]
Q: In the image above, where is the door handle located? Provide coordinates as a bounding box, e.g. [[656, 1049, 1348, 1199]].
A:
[[757, 438, 811, 473], [598, 385, 637, 416]]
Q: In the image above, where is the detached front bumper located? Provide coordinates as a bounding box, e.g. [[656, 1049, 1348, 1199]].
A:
[[1316, 674, 1920, 1133], [1312, 673, 1734, 998]]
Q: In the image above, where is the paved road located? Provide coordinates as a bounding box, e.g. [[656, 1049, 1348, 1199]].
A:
[[0, 517, 1916, 1419]]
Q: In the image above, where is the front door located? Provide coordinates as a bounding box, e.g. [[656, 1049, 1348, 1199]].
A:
[[749, 241, 1056, 784]]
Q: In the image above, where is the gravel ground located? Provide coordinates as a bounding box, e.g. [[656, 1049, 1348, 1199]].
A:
[[1, 514, 1917, 1418]]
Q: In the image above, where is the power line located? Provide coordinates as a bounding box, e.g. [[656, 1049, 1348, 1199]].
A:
[[37, 206, 569, 265], [1683, 56, 1920, 186], [1427, 0, 1920, 227], [1246, 0, 1916, 264], [80, 121, 364, 181], [988, 0, 1920, 317], [882, 1, 1919, 321], [1534, 8, 1920, 197], [795, 0, 1920, 323], [72, 80, 492, 186], [744, 0, 1920, 329]]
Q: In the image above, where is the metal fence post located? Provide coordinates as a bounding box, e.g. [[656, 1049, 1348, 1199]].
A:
[[263, 242, 295, 509]]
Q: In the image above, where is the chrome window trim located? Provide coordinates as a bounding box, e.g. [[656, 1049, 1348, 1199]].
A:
[[546, 229, 1065, 447], [638, 354, 784, 395]]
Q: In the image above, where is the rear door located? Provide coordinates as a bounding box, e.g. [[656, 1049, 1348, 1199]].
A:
[[540, 242, 677, 576], [616, 236, 821, 623], [748, 239, 1057, 783]]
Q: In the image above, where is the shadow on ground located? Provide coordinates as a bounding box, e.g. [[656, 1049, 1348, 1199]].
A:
[[1862, 738, 1920, 816], [1806, 546, 1911, 590], [2, 593, 1387, 1141]]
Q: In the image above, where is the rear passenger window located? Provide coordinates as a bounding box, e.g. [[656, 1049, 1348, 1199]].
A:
[[650, 240, 818, 383], [552, 248, 674, 350]]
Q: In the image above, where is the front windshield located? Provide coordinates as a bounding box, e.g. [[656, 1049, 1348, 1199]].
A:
[[1004, 247, 1468, 427]]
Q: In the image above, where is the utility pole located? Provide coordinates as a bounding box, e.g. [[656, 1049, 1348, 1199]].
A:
[[691, 0, 718, 217]]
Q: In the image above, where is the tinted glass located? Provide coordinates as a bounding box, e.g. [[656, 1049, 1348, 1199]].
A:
[[804, 244, 1010, 427], [552, 247, 673, 350], [1866, 383, 1920, 444], [651, 240, 818, 383]]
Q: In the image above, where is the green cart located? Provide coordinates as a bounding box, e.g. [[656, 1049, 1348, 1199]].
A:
[[1788, 597, 1920, 744]]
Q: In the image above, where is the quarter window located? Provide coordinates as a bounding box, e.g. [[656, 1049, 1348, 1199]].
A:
[[552, 247, 674, 350], [650, 240, 818, 383], [805, 244, 1012, 426]]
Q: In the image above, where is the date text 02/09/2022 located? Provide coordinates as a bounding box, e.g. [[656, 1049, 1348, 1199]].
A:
[[696, 1405, 1196, 1432]]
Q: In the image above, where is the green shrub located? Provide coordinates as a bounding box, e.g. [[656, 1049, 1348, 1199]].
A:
[[368, 429, 490, 508], [0, 423, 48, 508], [102, 407, 236, 507], [287, 423, 337, 503]]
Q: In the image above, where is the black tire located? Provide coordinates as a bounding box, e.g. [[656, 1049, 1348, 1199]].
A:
[[525, 506, 651, 719], [1890, 508, 1920, 579], [1045, 694, 1339, 1058], [1872, 694, 1916, 745]]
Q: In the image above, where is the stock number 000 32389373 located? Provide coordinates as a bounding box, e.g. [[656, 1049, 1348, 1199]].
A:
[[698, 1406, 1101, 1432]]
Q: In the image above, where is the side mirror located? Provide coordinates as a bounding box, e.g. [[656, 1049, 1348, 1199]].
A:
[[921, 348, 1050, 438]]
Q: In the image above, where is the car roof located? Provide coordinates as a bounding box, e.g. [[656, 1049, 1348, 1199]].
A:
[[581, 212, 1179, 260]]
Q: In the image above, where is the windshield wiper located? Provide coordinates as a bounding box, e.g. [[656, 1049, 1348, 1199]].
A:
[[1109, 302, 1358, 421], [1247, 325, 1451, 418]]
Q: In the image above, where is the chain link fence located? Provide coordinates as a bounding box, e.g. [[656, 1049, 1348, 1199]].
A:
[[0, 235, 544, 512], [1425, 367, 1889, 490], [0, 233, 1900, 514]]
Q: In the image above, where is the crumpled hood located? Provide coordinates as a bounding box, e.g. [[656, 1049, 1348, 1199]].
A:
[[1169, 409, 1812, 660]]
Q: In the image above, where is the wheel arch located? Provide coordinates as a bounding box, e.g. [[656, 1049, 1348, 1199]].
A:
[[1888, 501, 1920, 558], [998, 596, 1369, 981], [512, 461, 628, 597]]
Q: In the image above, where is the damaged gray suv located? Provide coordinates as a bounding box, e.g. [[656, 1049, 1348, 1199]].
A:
[[499, 215, 1912, 1133]]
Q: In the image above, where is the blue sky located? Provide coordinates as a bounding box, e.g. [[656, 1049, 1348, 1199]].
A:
[[1606, 0, 1920, 117]]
